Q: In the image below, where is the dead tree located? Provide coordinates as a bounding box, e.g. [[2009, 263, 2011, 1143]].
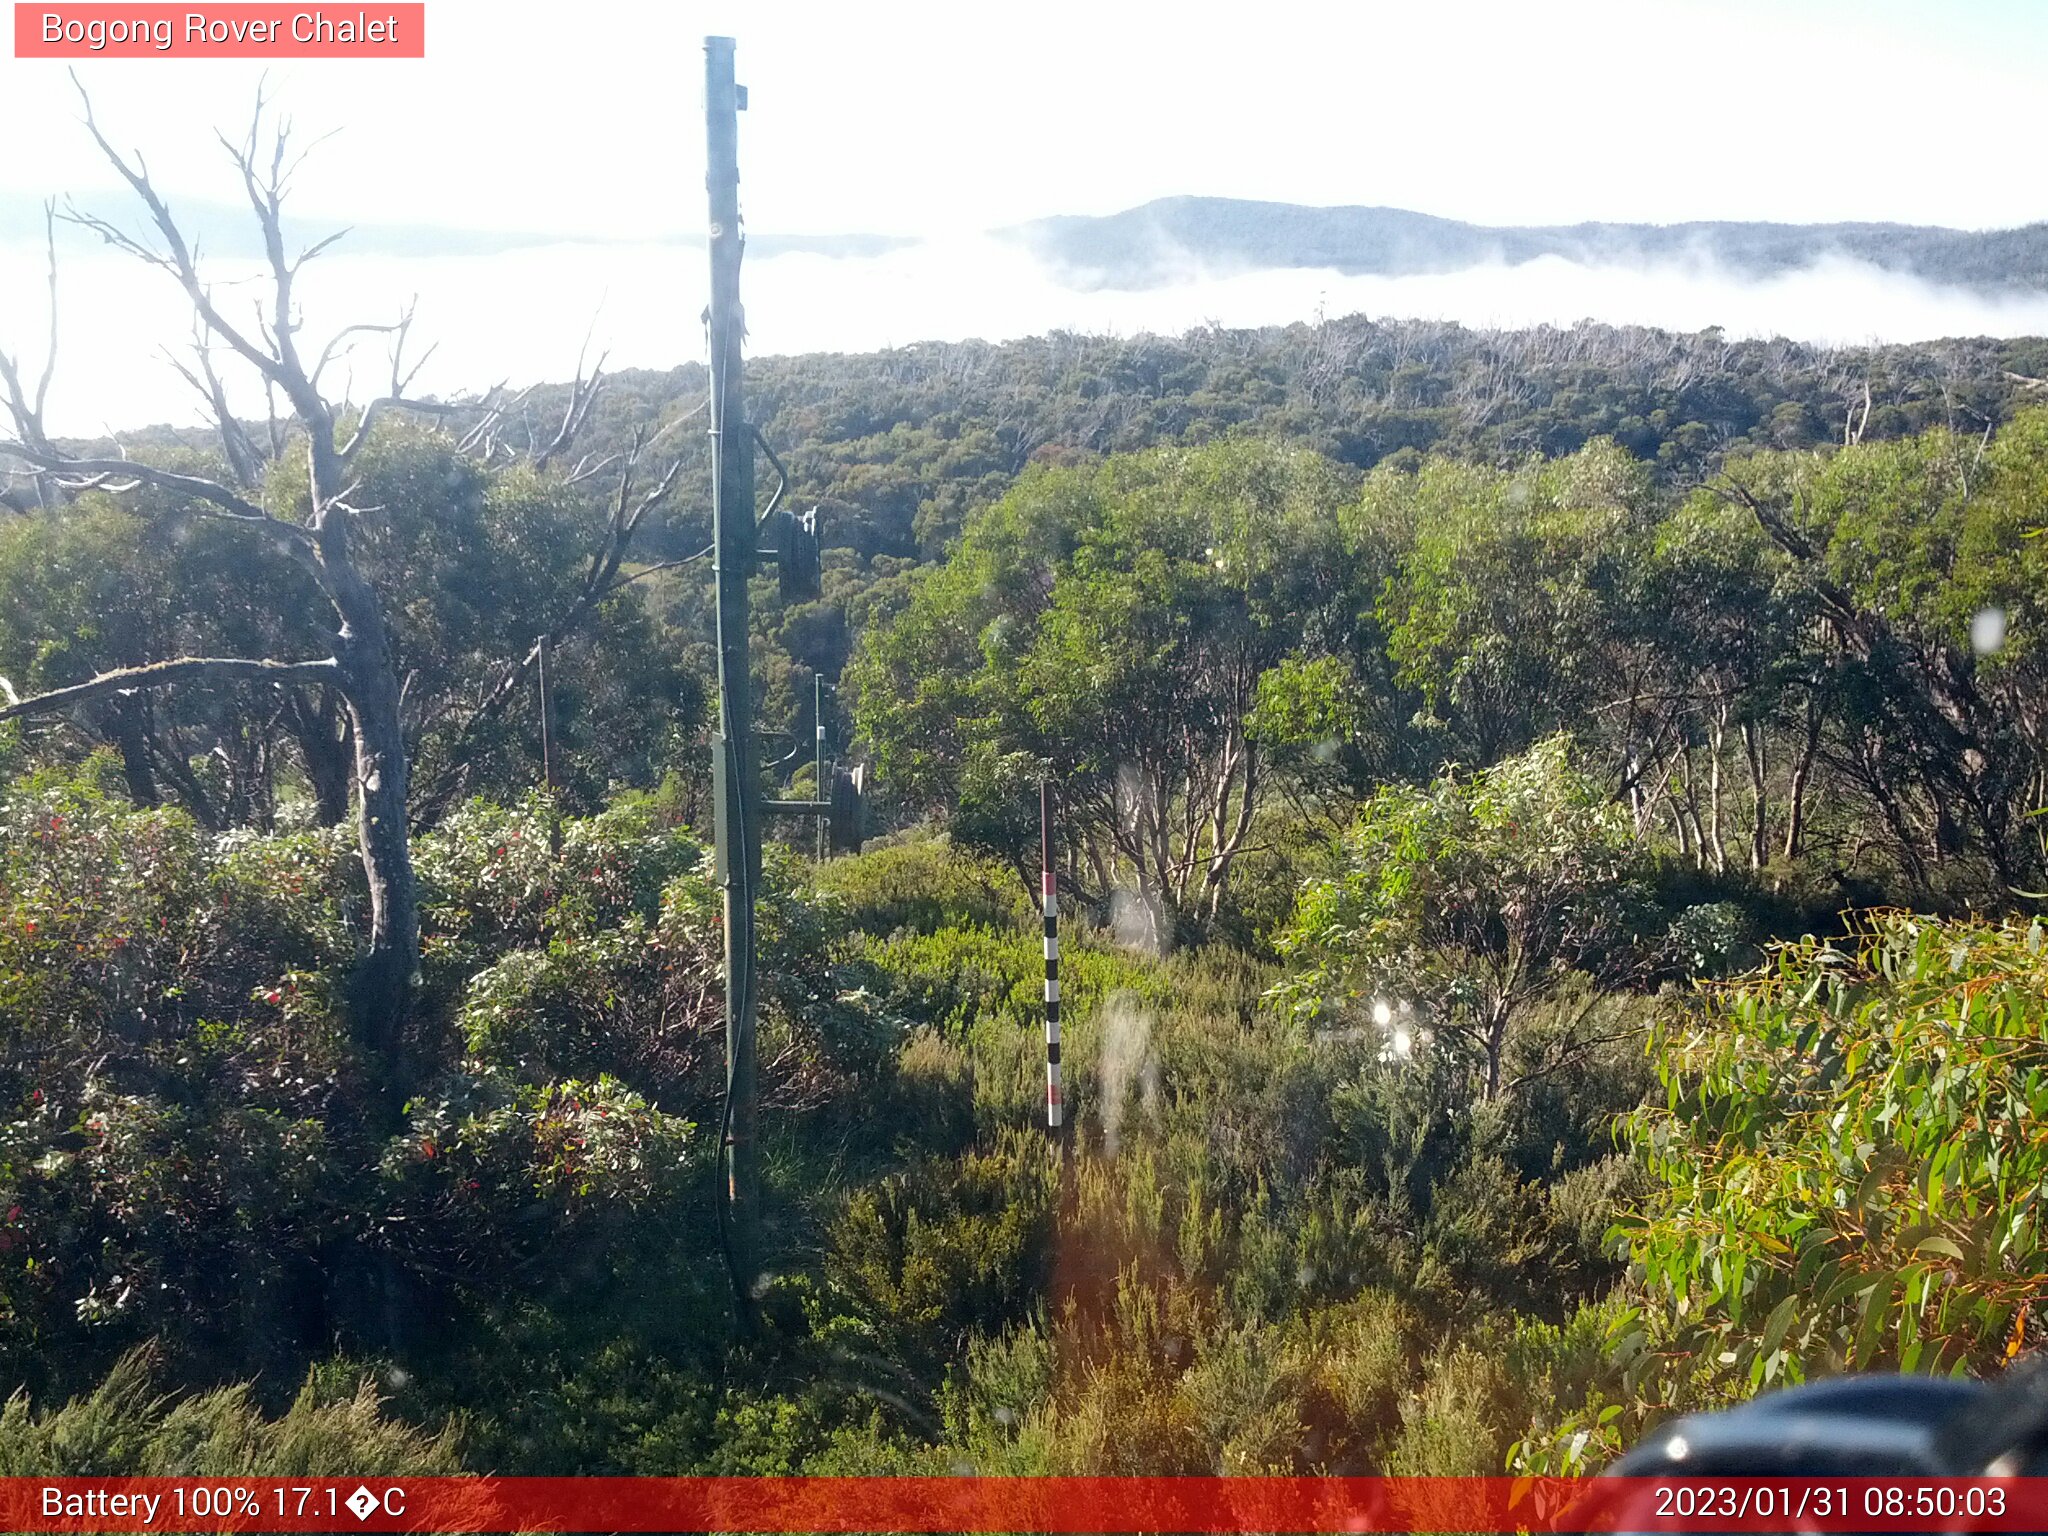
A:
[[406, 380, 701, 829], [0, 86, 438, 1067]]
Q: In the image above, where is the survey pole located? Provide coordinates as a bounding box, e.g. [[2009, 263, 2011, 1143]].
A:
[[1041, 780, 1063, 1133], [705, 33, 760, 1308]]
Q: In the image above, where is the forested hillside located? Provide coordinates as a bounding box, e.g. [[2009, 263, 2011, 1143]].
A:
[[2, 306, 2044, 1479], [566, 319, 2048, 565]]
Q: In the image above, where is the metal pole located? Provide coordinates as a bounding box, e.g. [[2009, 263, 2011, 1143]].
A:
[[813, 674, 827, 863], [705, 33, 760, 1308], [537, 633, 562, 854], [1041, 780, 1063, 1132], [537, 636, 555, 786]]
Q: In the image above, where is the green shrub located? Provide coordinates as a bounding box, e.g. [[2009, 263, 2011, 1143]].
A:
[[0, 1348, 459, 1476], [1177, 1321, 1306, 1472], [828, 1130, 1057, 1366], [1501, 1296, 1641, 1476], [415, 793, 702, 963], [1546, 1155, 1648, 1281], [1383, 1345, 1509, 1475], [1289, 1292, 1420, 1466], [0, 767, 354, 1046], [1275, 737, 1659, 1103], [457, 844, 896, 1114], [0, 771, 364, 1391], [1416, 1154, 1556, 1313], [0, 773, 879, 1406], [927, 1320, 1061, 1474], [1623, 911, 2048, 1389], [856, 923, 1164, 1135], [381, 1071, 697, 1250], [887, 1031, 977, 1157], [457, 923, 719, 1098], [812, 834, 1029, 937]]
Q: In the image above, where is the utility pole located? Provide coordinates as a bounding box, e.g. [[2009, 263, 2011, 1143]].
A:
[[705, 33, 761, 1311], [702, 34, 865, 1321]]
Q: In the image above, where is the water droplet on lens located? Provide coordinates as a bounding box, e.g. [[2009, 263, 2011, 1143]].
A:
[[1972, 607, 2007, 656]]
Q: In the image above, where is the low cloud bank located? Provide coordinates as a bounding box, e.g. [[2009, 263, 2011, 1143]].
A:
[[6, 232, 2048, 433]]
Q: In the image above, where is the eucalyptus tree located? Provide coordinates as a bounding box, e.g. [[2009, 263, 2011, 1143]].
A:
[[1721, 415, 2048, 899], [1276, 737, 1655, 1103], [852, 438, 1355, 942], [1374, 440, 1656, 775]]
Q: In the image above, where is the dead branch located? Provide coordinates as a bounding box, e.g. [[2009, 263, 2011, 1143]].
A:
[[0, 654, 338, 724], [531, 333, 607, 472]]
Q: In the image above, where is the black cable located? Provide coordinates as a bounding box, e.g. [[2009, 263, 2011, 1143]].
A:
[[752, 425, 788, 527], [706, 408, 759, 1327], [713, 705, 757, 1322]]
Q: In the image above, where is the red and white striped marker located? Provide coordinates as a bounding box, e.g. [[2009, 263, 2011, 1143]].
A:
[[1040, 780, 1062, 1130]]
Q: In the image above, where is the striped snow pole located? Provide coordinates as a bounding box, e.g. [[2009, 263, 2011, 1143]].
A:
[[1041, 780, 1062, 1130]]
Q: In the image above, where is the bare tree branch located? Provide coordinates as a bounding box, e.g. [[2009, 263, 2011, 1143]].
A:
[[0, 439, 313, 547], [159, 318, 267, 488], [0, 655, 339, 724], [311, 317, 407, 390], [0, 205, 67, 509], [530, 327, 606, 472], [409, 418, 697, 827], [65, 74, 289, 397]]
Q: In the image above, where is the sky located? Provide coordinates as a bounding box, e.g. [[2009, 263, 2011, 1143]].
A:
[[3, 0, 2046, 428]]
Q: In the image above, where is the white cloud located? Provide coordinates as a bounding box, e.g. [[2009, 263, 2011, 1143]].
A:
[[3, 0, 2045, 239], [9, 230, 2048, 433], [4, 1, 2045, 429]]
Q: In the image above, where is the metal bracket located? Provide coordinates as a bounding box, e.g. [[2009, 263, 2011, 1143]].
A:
[[759, 762, 865, 855]]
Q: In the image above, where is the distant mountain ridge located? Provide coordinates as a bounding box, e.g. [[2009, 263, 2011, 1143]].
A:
[[1006, 196, 2048, 293]]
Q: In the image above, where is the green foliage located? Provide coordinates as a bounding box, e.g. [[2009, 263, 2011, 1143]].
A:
[[1501, 1297, 1645, 1475], [341, 426, 702, 815], [811, 834, 1029, 937], [0, 1348, 459, 1476], [558, 323, 2048, 572], [829, 1131, 1058, 1368], [1383, 1345, 1510, 1475], [0, 425, 700, 832], [8, 329, 2048, 1484], [1378, 443, 1652, 763], [1718, 417, 2048, 894], [0, 494, 319, 821], [381, 1072, 696, 1249], [417, 794, 699, 950], [1247, 654, 1367, 756], [0, 765, 363, 1384], [851, 437, 1361, 932], [1278, 737, 1656, 1098], [857, 923, 1160, 1041], [0, 770, 885, 1406], [1623, 912, 2048, 1391]]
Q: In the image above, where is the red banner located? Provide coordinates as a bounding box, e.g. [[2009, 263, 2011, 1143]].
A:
[[4, 1476, 2048, 1532], [14, 4, 424, 57]]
